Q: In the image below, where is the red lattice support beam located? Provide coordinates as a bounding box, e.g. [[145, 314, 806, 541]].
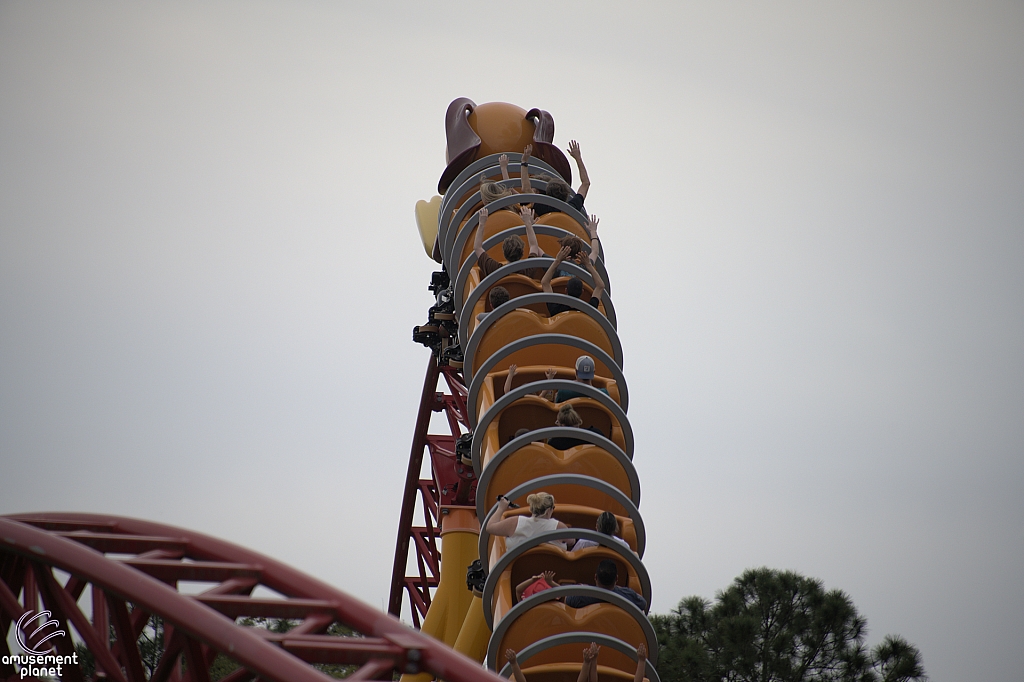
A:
[[0, 513, 506, 682], [388, 357, 476, 627]]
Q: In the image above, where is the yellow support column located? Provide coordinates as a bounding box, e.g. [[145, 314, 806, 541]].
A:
[[452, 593, 490, 663], [401, 507, 480, 682]]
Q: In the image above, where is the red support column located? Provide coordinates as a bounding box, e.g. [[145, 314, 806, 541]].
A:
[[388, 355, 442, 623], [387, 355, 476, 628]]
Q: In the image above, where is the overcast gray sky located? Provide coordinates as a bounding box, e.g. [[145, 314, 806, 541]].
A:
[[2, 2, 1022, 680]]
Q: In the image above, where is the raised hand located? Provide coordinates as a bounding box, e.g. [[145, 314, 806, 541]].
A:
[[522, 144, 533, 163], [500, 153, 509, 169], [554, 245, 572, 264], [503, 363, 518, 395], [541, 570, 556, 584], [636, 643, 647, 660], [545, 367, 558, 380], [519, 205, 536, 225], [583, 642, 600, 662], [571, 141, 591, 199], [479, 206, 488, 222], [587, 214, 599, 237], [506, 649, 518, 665]]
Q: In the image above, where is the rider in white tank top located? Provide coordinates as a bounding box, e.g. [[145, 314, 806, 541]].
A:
[[506, 516, 561, 551]]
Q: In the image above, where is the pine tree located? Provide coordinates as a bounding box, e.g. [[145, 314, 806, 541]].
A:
[[652, 568, 926, 682]]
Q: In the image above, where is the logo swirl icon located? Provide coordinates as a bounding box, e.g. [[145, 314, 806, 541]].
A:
[[16, 610, 66, 655]]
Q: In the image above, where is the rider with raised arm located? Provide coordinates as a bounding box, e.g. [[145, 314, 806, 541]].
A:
[[481, 143, 532, 204], [474, 206, 545, 279], [540, 217, 606, 316], [506, 144, 534, 194], [534, 139, 591, 217], [486, 492, 572, 551], [515, 570, 558, 601], [508, 642, 648, 682]]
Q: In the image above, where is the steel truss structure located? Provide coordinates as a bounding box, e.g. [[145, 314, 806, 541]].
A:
[[0, 513, 506, 682]]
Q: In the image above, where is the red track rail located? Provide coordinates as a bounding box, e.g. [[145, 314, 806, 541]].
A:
[[0, 513, 505, 682]]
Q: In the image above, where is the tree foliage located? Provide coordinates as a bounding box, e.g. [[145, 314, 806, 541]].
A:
[[870, 635, 927, 682], [651, 568, 926, 682]]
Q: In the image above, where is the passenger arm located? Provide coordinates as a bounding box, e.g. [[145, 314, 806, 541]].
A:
[[567, 140, 590, 199], [485, 497, 520, 536], [577, 659, 590, 682], [633, 644, 647, 682], [520, 206, 542, 257], [541, 246, 571, 293], [503, 364, 517, 395], [515, 571, 555, 601], [538, 367, 558, 401], [587, 214, 601, 264], [582, 256, 605, 302], [499, 153, 510, 182], [506, 650, 528, 682], [578, 643, 600, 682], [473, 207, 489, 258], [520, 144, 533, 194]]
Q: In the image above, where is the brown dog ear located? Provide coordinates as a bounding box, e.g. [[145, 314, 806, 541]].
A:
[[437, 98, 481, 194], [526, 108, 573, 186]]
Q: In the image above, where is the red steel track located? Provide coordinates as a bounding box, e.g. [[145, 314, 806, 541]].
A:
[[0, 513, 505, 682]]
